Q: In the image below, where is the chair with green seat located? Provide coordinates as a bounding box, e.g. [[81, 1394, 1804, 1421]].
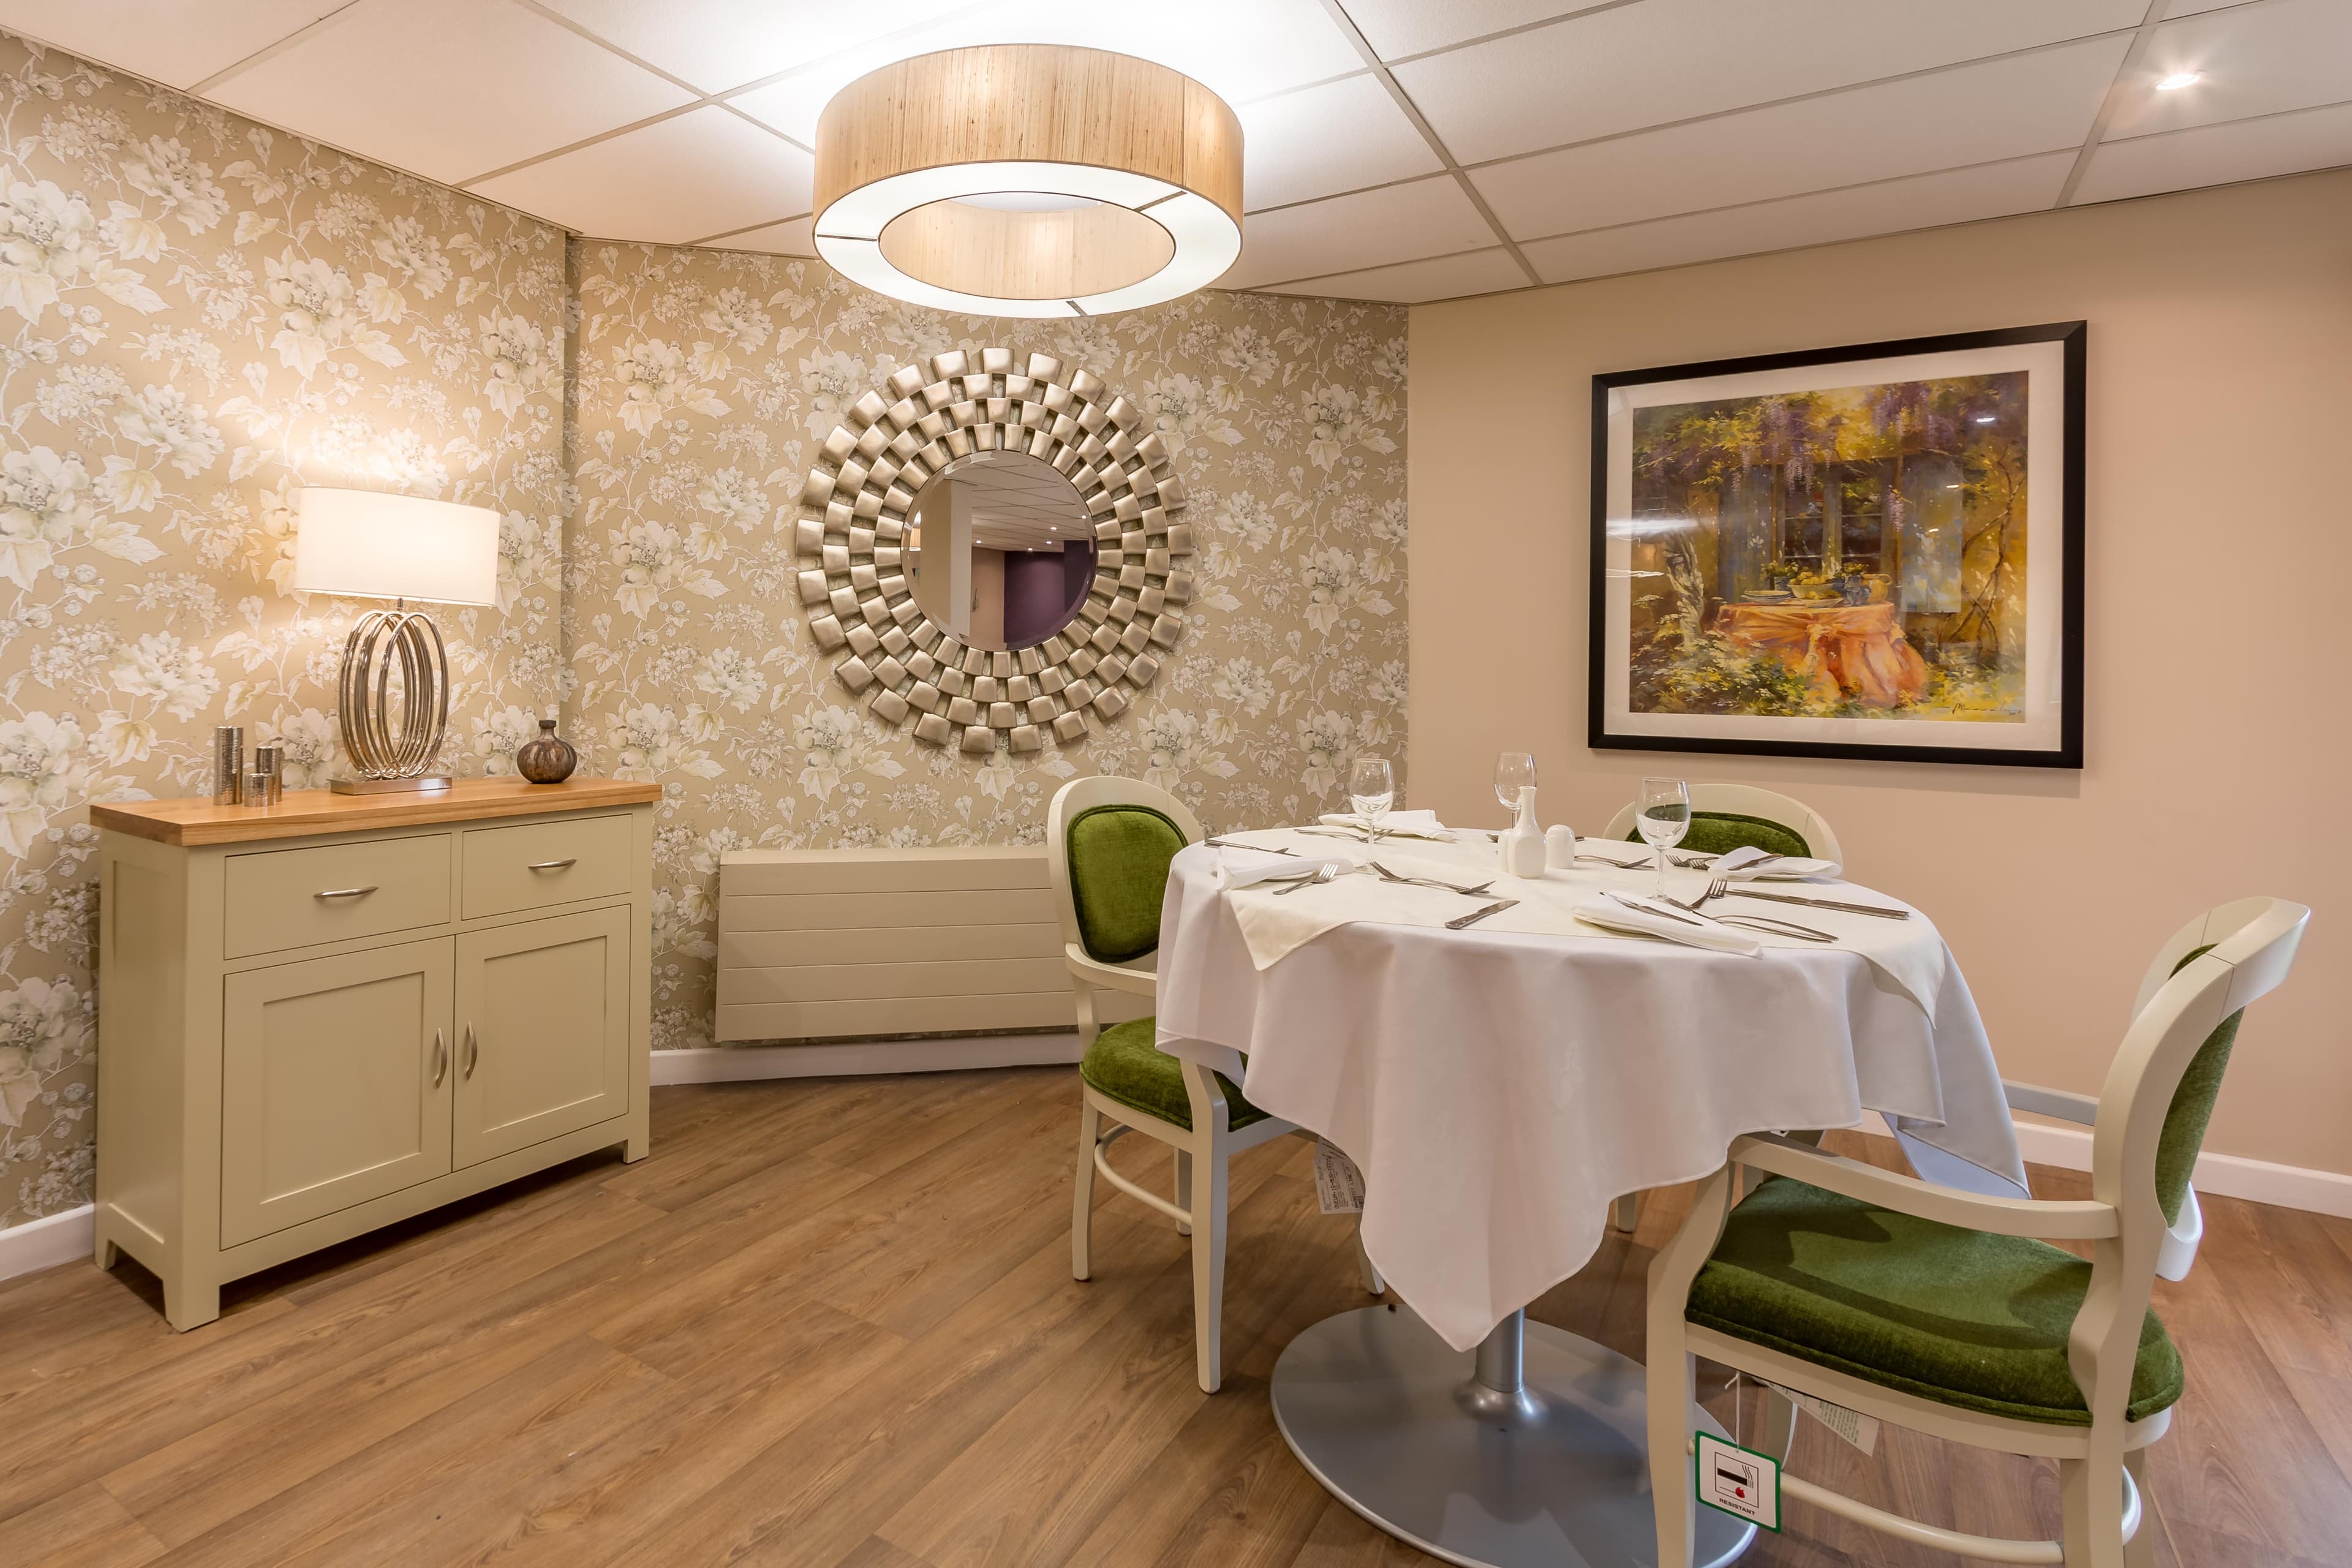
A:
[[1049, 775, 1376, 1394], [1600, 780, 1844, 866], [1645, 895, 2309, 1567]]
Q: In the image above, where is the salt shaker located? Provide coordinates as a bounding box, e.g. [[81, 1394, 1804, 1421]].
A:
[[1545, 823, 1578, 870]]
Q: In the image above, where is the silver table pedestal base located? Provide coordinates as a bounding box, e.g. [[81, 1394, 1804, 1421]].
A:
[[1270, 1306, 1754, 1568]]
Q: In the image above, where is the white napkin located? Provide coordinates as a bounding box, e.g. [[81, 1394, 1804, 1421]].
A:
[[1314, 809, 1452, 840], [1219, 850, 1358, 890], [1712, 845, 1843, 881], [1574, 891, 1762, 956]]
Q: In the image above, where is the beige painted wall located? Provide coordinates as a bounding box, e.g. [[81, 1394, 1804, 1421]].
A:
[[1409, 167, 2352, 1178]]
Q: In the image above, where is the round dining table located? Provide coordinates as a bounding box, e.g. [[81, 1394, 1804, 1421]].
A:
[[1153, 825, 2029, 1568]]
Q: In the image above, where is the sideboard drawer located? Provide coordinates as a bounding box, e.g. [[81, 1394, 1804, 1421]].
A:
[[461, 813, 631, 920], [223, 834, 453, 959]]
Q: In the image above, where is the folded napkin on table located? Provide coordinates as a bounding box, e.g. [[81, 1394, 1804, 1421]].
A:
[[1573, 891, 1762, 955], [1218, 850, 1359, 890], [1711, 845, 1842, 881], [1313, 809, 1452, 840]]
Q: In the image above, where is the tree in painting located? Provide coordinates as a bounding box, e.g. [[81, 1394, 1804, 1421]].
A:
[[1626, 372, 2027, 723]]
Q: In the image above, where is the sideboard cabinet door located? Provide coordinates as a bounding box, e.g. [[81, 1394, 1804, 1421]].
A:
[[221, 938, 455, 1248], [452, 907, 630, 1169]]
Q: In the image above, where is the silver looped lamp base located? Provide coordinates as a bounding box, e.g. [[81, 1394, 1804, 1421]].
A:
[[331, 603, 455, 794]]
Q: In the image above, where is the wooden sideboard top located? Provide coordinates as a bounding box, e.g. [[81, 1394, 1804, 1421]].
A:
[[91, 777, 661, 846]]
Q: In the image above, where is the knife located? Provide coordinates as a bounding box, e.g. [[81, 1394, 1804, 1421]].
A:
[[1727, 889, 1909, 920], [1446, 899, 1517, 929]]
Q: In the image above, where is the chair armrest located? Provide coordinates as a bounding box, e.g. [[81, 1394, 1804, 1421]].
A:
[[1731, 1133, 2117, 1240], [2003, 1079, 2100, 1126], [1064, 944, 1158, 999]]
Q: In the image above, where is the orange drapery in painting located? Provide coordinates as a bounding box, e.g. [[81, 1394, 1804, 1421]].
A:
[[1714, 601, 1930, 709]]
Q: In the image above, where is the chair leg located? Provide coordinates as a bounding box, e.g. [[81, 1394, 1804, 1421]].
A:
[[2060, 1446, 2131, 1568], [1355, 1227, 1384, 1295], [2123, 1449, 2157, 1568], [1173, 1148, 1193, 1236], [1072, 1100, 1099, 1282], [1647, 1338, 1697, 1567], [1190, 1139, 1229, 1393], [1611, 1191, 1641, 1234]]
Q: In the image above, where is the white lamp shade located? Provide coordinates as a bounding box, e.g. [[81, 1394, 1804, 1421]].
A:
[[293, 488, 500, 606]]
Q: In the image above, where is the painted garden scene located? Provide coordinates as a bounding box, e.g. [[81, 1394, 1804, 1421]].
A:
[[1623, 371, 2029, 726]]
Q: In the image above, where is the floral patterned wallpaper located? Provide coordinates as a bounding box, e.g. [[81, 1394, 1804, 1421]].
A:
[[0, 37, 568, 1231], [0, 32, 1406, 1235], [568, 245, 1408, 1052]]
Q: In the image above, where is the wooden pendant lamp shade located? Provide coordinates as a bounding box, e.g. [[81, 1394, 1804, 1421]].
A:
[[813, 45, 1244, 318]]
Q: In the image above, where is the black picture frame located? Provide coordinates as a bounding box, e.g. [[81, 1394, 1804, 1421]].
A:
[[1587, 321, 2085, 769]]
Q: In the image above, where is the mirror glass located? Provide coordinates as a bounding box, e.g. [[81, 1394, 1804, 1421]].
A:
[[905, 450, 1098, 652]]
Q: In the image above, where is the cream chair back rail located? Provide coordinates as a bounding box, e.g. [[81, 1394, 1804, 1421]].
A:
[[89, 779, 658, 1331], [1049, 776, 1382, 1396], [1600, 782, 1844, 867], [1645, 895, 2310, 1568]]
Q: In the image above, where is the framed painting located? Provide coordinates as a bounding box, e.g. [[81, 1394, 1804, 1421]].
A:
[[1588, 322, 2085, 768]]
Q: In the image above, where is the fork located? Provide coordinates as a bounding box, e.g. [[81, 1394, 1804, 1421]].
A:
[[1665, 875, 1733, 911], [1272, 864, 1340, 895], [1368, 861, 1495, 898]]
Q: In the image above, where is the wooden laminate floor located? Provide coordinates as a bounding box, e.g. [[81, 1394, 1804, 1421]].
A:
[[5, 1068, 2349, 1567]]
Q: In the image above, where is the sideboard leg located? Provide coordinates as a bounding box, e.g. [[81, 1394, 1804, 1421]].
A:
[[165, 1277, 221, 1333]]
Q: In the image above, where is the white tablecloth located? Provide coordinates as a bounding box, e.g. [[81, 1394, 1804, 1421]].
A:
[[1153, 829, 2028, 1353]]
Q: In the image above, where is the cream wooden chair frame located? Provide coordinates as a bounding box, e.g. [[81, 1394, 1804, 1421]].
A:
[[1047, 776, 1379, 1394], [1602, 782, 1845, 1235], [1645, 896, 2309, 1567]]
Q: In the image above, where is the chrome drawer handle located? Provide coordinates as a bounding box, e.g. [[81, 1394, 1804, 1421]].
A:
[[314, 884, 378, 900], [431, 1027, 447, 1088], [525, 858, 577, 872]]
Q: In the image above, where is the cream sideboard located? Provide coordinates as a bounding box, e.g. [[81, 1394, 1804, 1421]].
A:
[[91, 778, 657, 1330]]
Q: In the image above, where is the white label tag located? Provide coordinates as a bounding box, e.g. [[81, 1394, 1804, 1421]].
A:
[[1695, 1432, 1781, 1532], [1313, 1139, 1365, 1215], [1769, 1383, 1880, 1456]]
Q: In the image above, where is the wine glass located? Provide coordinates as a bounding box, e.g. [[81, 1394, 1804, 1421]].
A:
[[1494, 752, 1536, 826], [1349, 756, 1395, 840], [1635, 777, 1691, 897]]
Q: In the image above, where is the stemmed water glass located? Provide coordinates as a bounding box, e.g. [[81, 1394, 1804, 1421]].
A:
[[1636, 777, 1691, 897], [1349, 756, 1395, 841], [1494, 752, 1536, 827]]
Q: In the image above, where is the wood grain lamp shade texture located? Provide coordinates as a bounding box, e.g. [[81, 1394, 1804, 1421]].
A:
[[813, 45, 1243, 317]]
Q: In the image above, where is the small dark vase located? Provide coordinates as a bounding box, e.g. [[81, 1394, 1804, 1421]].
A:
[[515, 718, 578, 784]]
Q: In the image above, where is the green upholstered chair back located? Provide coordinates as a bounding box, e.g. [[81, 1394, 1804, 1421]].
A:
[[1064, 802, 1188, 963], [2152, 944, 2242, 1226], [1626, 809, 1811, 860]]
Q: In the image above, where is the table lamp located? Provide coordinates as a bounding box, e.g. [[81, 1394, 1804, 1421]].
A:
[[293, 488, 499, 794]]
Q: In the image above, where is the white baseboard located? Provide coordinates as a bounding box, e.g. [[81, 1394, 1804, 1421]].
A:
[[0, 1201, 92, 1284], [2013, 1117, 2352, 1218], [653, 1031, 1085, 1085]]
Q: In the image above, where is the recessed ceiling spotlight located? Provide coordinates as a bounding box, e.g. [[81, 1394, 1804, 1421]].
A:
[[2155, 71, 2201, 91]]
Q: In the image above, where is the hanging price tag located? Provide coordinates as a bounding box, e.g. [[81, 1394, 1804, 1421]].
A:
[[1695, 1432, 1781, 1532], [1313, 1139, 1365, 1214]]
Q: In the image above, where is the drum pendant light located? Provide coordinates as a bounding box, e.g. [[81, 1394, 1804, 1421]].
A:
[[812, 45, 1243, 318]]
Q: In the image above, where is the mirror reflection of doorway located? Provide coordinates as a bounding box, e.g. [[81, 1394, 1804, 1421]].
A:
[[903, 451, 1098, 652]]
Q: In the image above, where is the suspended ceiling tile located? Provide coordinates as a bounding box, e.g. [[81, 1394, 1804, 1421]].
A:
[[0, 0, 349, 88], [1333, 1, 1609, 62], [727, 0, 1363, 147], [1472, 35, 2128, 241], [470, 107, 812, 244], [1396, 0, 2147, 167], [1240, 74, 1442, 212], [1254, 246, 1531, 304], [1521, 151, 2075, 285], [535, 0, 976, 96], [203, 0, 693, 187], [1218, 176, 1496, 290], [2108, 0, 2352, 140], [707, 216, 815, 255], [2073, 98, 2352, 206]]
